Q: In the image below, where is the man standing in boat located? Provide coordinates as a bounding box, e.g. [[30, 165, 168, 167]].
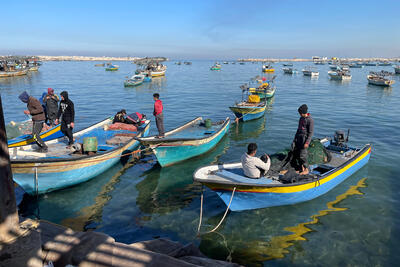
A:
[[292, 104, 314, 175], [43, 87, 59, 126], [153, 93, 165, 138], [55, 91, 75, 146], [18, 91, 48, 152]]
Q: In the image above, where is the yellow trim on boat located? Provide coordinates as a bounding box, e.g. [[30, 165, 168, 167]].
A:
[[8, 125, 62, 148]]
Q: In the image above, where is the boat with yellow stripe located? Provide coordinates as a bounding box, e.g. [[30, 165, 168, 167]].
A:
[[262, 64, 275, 73], [194, 135, 371, 211], [8, 123, 64, 148]]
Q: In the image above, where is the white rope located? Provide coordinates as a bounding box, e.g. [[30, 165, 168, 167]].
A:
[[197, 187, 236, 235]]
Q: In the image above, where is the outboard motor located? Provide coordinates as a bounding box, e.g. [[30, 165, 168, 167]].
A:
[[333, 129, 349, 147]]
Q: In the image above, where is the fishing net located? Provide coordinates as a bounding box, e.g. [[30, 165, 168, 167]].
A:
[[6, 120, 33, 139]]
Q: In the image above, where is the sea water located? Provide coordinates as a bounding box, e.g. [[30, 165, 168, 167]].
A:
[[2, 60, 400, 266]]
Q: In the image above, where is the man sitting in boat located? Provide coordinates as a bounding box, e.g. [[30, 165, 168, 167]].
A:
[[292, 104, 314, 175], [113, 109, 127, 123], [241, 143, 271, 178]]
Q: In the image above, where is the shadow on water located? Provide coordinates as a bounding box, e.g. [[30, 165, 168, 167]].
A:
[[135, 135, 230, 217], [199, 178, 369, 267]]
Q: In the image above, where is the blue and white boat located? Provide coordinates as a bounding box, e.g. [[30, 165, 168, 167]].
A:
[[10, 117, 150, 195], [194, 134, 371, 211], [8, 123, 64, 148], [136, 117, 230, 167]]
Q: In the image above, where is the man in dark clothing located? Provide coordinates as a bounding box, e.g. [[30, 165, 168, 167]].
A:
[[18, 91, 48, 152], [153, 93, 165, 138], [113, 109, 127, 124], [44, 88, 59, 126], [292, 104, 314, 175], [55, 91, 75, 146]]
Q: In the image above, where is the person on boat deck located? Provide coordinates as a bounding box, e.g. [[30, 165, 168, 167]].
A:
[[241, 143, 271, 179], [18, 91, 48, 152], [113, 109, 127, 123], [153, 93, 165, 138], [292, 104, 314, 175], [126, 112, 146, 126], [55, 91, 75, 146], [43, 88, 59, 126]]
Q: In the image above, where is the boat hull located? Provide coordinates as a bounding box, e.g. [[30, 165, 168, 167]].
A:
[[148, 120, 230, 167], [8, 124, 64, 148], [205, 146, 371, 211], [11, 123, 150, 195], [151, 70, 166, 77], [0, 69, 29, 77], [229, 105, 266, 122]]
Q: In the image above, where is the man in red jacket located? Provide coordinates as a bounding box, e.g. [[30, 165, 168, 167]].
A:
[[153, 93, 165, 138]]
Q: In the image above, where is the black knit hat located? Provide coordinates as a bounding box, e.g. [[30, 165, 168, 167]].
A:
[[298, 104, 308, 114]]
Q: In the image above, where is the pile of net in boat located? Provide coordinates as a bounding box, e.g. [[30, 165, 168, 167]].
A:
[[269, 138, 331, 174], [6, 120, 33, 139]]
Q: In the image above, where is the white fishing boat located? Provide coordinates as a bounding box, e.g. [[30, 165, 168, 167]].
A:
[[302, 67, 319, 76], [328, 70, 352, 81], [367, 73, 395, 86]]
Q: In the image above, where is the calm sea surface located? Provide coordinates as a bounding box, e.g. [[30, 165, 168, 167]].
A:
[[1, 61, 400, 266]]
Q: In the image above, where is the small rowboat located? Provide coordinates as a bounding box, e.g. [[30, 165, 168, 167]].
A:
[[282, 67, 298, 74], [394, 65, 400, 74], [282, 63, 293, 66], [0, 69, 29, 78], [229, 101, 266, 122], [10, 117, 150, 195], [124, 74, 144, 87], [136, 117, 230, 167], [328, 70, 352, 81], [194, 137, 371, 211], [210, 64, 221, 70], [8, 123, 64, 148], [106, 65, 119, 71], [367, 74, 395, 86], [302, 67, 319, 76], [262, 65, 274, 72]]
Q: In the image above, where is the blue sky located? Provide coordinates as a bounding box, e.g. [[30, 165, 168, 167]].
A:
[[1, 0, 399, 59]]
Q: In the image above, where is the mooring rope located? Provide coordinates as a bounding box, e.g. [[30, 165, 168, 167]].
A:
[[197, 186, 236, 235]]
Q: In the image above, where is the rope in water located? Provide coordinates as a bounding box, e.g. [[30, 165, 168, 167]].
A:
[[197, 186, 236, 235]]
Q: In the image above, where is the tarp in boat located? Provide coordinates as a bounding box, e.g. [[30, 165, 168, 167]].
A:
[[248, 95, 260, 103]]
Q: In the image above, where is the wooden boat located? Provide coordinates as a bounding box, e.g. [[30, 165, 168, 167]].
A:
[[367, 74, 395, 86], [29, 66, 39, 71], [10, 118, 150, 195], [262, 64, 274, 72], [0, 69, 29, 78], [124, 74, 145, 87], [378, 61, 391, 66], [328, 70, 352, 81], [136, 117, 230, 167], [8, 123, 64, 148], [282, 67, 298, 74], [395, 65, 400, 74], [210, 63, 221, 70], [282, 63, 293, 66], [349, 63, 363, 68], [95, 63, 105, 67], [249, 86, 276, 99], [365, 62, 377, 66], [230, 101, 266, 122], [302, 67, 319, 76], [106, 65, 119, 71], [194, 136, 371, 211]]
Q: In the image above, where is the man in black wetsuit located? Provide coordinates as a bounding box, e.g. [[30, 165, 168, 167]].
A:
[[292, 104, 314, 175]]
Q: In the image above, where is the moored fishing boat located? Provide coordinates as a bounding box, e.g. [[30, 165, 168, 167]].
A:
[[282, 67, 298, 74], [262, 64, 274, 72], [105, 65, 119, 71], [328, 70, 352, 81], [136, 117, 230, 167], [302, 67, 319, 76], [210, 63, 221, 70], [0, 69, 29, 78], [194, 133, 371, 211], [378, 61, 392, 66], [8, 123, 64, 148], [29, 66, 39, 71], [10, 117, 150, 195], [365, 62, 377, 66], [124, 74, 145, 87], [349, 63, 363, 68], [395, 65, 400, 74], [367, 74, 395, 86], [282, 63, 293, 66], [95, 63, 105, 67], [329, 64, 340, 70]]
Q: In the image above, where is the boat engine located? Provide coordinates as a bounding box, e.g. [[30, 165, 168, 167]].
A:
[[333, 130, 349, 147]]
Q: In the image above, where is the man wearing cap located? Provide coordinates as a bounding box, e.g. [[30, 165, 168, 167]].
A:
[[43, 88, 59, 126], [18, 91, 48, 152], [292, 104, 314, 175]]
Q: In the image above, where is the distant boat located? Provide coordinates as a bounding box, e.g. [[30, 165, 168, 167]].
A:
[[349, 63, 363, 68], [0, 69, 29, 78], [124, 74, 145, 87], [106, 65, 119, 71], [210, 63, 221, 70], [239, 62, 245, 65], [282, 67, 298, 74], [262, 64, 274, 72], [183, 61, 192, 65], [175, 61, 182, 65], [302, 67, 319, 76], [341, 65, 349, 71], [314, 60, 326, 65], [95, 63, 105, 67], [223, 62, 229, 64], [328, 70, 352, 81], [378, 61, 392, 66], [394, 65, 400, 74], [282, 63, 293, 66], [136, 117, 230, 167], [329, 64, 340, 70], [10, 117, 150, 195], [367, 74, 395, 86], [365, 62, 377, 66]]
